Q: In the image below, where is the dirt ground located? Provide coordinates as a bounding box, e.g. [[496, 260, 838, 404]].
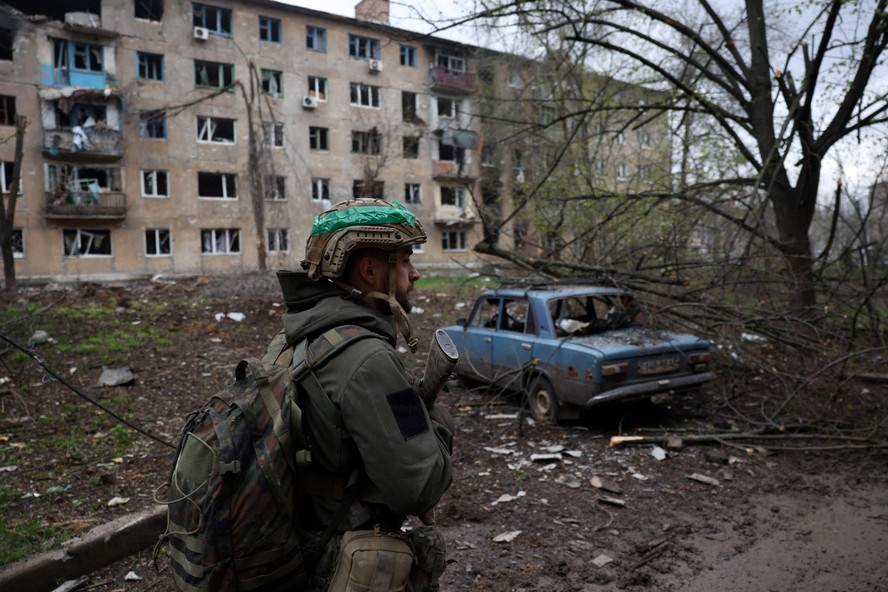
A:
[[1, 273, 886, 591]]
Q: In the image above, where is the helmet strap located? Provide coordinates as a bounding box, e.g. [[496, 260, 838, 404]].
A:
[[333, 278, 419, 353]]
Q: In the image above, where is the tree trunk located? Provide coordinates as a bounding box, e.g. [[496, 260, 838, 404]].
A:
[[0, 115, 26, 294]]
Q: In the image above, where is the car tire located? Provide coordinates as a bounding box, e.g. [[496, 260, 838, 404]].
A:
[[528, 375, 559, 425]]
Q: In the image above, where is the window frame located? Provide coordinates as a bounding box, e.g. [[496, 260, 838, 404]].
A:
[[265, 175, 287, 201], [307, 76, 328, 101], [137, 51, 164, 81], [351, 130, 381, 155], [196, 115, 236, 144], [348, 34, 380, 60], [403, 136, 420, 159], [200, 228, 240, 254], [306, 25, 327, 52], [261, 68, 283, 97], [192, 3, 232, 36], [259, 16, 281, 43], [63, 228, 112, 257], [11, 228, 23, 259], [441, 230, 468, 252], [262, 121, 285, 148], [349, 82, 381, 108], [400, 44, 417, 67], [197, 172, 239, 199], [267, 227, 289, 253], [194, 59, 235, 89], [141, 169, 170, 198], [145, 228, 172, 256], [404, 183, 421, 204], [0, 95, 15, 126], [139, 110, 167, 139], [309, 126, 329, 151], [311, 177, 330, 202], [441, 185, 466, 208]]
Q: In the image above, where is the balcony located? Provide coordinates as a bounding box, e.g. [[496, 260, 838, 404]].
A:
[[44, 127, 123, 162], [45, 190, 127, 221], [433, 204, 477, 226], [429, 66, 477, 93], [433, 160, 476, 181]]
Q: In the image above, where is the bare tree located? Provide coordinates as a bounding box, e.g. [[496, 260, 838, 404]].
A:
[[0, 114, 27, 293], [460, 0, 888, 313]]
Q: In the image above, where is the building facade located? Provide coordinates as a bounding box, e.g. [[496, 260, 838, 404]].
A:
[[0, 0, 485, 283]]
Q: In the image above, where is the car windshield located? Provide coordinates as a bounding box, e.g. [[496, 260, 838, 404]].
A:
[[549, 294, 639, 336]]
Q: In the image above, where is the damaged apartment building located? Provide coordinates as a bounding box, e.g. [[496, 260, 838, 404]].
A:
[[0, 0, 489, 282], [0, 0, 669, 281]]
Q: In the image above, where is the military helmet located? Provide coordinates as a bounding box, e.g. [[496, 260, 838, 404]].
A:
[[302, 198, 426, 281]]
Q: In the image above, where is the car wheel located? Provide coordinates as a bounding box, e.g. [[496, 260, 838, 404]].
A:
[[528, 376, 559, 425]]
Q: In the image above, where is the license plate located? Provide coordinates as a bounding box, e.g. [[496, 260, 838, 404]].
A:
[[638, 357, 680, 375]]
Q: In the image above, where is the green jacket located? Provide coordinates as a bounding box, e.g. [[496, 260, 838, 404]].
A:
[[269, 271, 454, 531]]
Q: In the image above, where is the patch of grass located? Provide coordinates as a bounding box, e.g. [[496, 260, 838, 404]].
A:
[[416, 275, 490, 291], [0, 515, 61, 565], [110, 424, 132, 456]]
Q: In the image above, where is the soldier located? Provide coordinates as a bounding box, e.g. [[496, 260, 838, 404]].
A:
[[266, 198, 454, 591]]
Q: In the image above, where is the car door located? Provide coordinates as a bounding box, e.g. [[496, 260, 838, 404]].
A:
[[490, 298, 536, 391], [459, 297, 498, 381]]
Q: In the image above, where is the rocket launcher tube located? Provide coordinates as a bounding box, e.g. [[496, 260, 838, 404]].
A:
[[417, 330, 459, 408]]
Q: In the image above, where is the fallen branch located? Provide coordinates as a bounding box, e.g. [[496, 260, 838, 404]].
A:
[[0, 505, 166, 592], [609, 431, 888, 450]]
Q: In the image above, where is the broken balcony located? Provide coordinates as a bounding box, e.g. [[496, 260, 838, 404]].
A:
[[429, 66, 477, 93], [44, 127, 123, 162], [45, 182, 126, 220]]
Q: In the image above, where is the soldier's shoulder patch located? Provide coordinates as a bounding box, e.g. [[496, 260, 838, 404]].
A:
[[386, 389, 429, 440]]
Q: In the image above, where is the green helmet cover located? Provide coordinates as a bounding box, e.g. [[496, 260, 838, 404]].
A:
[[310, 200, 417, 237]]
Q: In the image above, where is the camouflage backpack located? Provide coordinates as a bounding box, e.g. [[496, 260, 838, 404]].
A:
[[155, 325, 375, 592]]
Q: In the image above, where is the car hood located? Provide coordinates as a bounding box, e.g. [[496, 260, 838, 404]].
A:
[[566, 326, 709, 358]]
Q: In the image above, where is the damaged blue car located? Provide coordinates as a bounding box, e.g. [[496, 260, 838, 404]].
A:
[[441, 284, 715, 424]]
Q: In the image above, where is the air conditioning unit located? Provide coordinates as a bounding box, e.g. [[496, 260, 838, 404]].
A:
[[368, 59, 383, 73], [193, 26, 210, 41], [302, 96, 317, 109]]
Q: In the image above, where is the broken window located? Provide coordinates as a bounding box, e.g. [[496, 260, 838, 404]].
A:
[[309, 126, 329, 150], [350, 83, 380, 107], [138, 52, 164, 81], [262, 121, 284, 148], [63, 229, 112, 257], [12, 229, 23, 258], [404, 183, 421, 204], [348, 34, 380, 59], [308, 76, 328, 101], [192, 3, 232, 35], [197, 172, 237, 199], [139, 111, 166, 139], [351, 130, 381, 154], [197, 116, 235, 143], [141, 170, 169, 197], [0, 29, 13, 61], [135, 0, 164, 21], [352, 179, 384, 199], [145, 228, 171, 256], [265, 175, 286, 200], [403, 136, 420, 159], [441, 185, 466, 208], [0, 95, 14, 125], [194, 60, 234, 88], [311, 177, 330, 202], [259, 16, 281, 42], [267, 228, 288, 252], [306, 26, 326, 52], [1, 161, 19, 194], [201, 228, 240, 254], [441, 230, 467, 252], [261, 69, 282, 96], [402, 91, 418, 122]]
